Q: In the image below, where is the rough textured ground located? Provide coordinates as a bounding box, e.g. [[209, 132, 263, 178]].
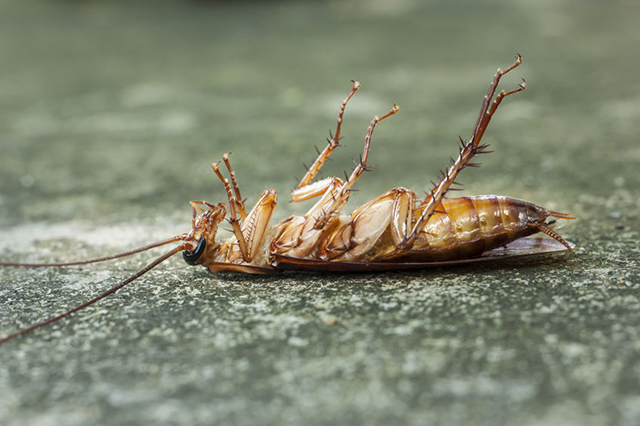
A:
[[1, 1, 639, 425]]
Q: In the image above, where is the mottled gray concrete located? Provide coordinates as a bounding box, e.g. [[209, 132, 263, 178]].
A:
[[1, 1, 639, 425]]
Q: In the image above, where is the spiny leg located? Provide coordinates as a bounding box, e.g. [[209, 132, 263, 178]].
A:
[[400, 55, 525, 250], [419, 80, 525, 209], [212, 162, 250, 262], [470, 54, 523, 145], [222, 152, 247, 220], [315, 103, 399, 228], [336, 104, 399, 197], [270, 104, 399, 259], [293, 80, 361, 199]]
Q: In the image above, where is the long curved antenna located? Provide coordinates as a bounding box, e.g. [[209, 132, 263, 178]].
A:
[[0, 235, 186, 267], [0, 245, 185, 344]]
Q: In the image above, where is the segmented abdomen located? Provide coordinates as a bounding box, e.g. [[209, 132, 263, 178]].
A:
[[406, 195, 550, 261]]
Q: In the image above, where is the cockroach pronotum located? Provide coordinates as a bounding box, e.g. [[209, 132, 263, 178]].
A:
[[0, 55, 576, 343]]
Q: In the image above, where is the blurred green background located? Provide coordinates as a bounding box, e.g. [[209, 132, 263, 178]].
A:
[[0, 1, 638, 425]]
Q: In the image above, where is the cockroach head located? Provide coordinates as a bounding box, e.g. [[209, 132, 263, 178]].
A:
[[183, 201, 227, 265]]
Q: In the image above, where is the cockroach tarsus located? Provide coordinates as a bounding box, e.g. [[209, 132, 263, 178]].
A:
[[0, 55, 576, 343]]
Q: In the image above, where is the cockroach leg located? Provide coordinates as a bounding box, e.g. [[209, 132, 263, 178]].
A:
[[291, 177, 345, 203], [271, 183, 343, 259], [222, 153, 247, 220], [473, 78, 526, 147], [294, 80, 361, 195], [400, 55, 524, 250], [471, 54, 523, 140], [218, 189, 278, 266], [212, 161, 250, 262], [271, 103, 400, 259], [318, 103, 400, 225]]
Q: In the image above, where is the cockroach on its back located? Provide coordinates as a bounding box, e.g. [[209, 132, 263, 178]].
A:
[[0, 55, 576, 343]]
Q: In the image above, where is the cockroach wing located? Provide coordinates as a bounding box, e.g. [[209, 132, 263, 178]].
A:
[[272, 237, 575, 272]]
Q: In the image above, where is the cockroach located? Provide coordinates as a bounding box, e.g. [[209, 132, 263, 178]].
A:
[[0, 55, 576, 343]]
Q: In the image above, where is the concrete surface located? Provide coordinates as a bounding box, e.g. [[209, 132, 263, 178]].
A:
[[0, 1, 639, 425]]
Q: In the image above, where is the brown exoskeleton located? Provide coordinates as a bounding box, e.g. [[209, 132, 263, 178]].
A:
[[0, 55, 575, 343]]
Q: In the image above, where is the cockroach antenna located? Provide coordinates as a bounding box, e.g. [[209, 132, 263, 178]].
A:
[[0, 238, 189, 344]]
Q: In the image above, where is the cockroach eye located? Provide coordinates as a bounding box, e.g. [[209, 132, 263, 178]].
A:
[[183, 237, 206, 265]]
